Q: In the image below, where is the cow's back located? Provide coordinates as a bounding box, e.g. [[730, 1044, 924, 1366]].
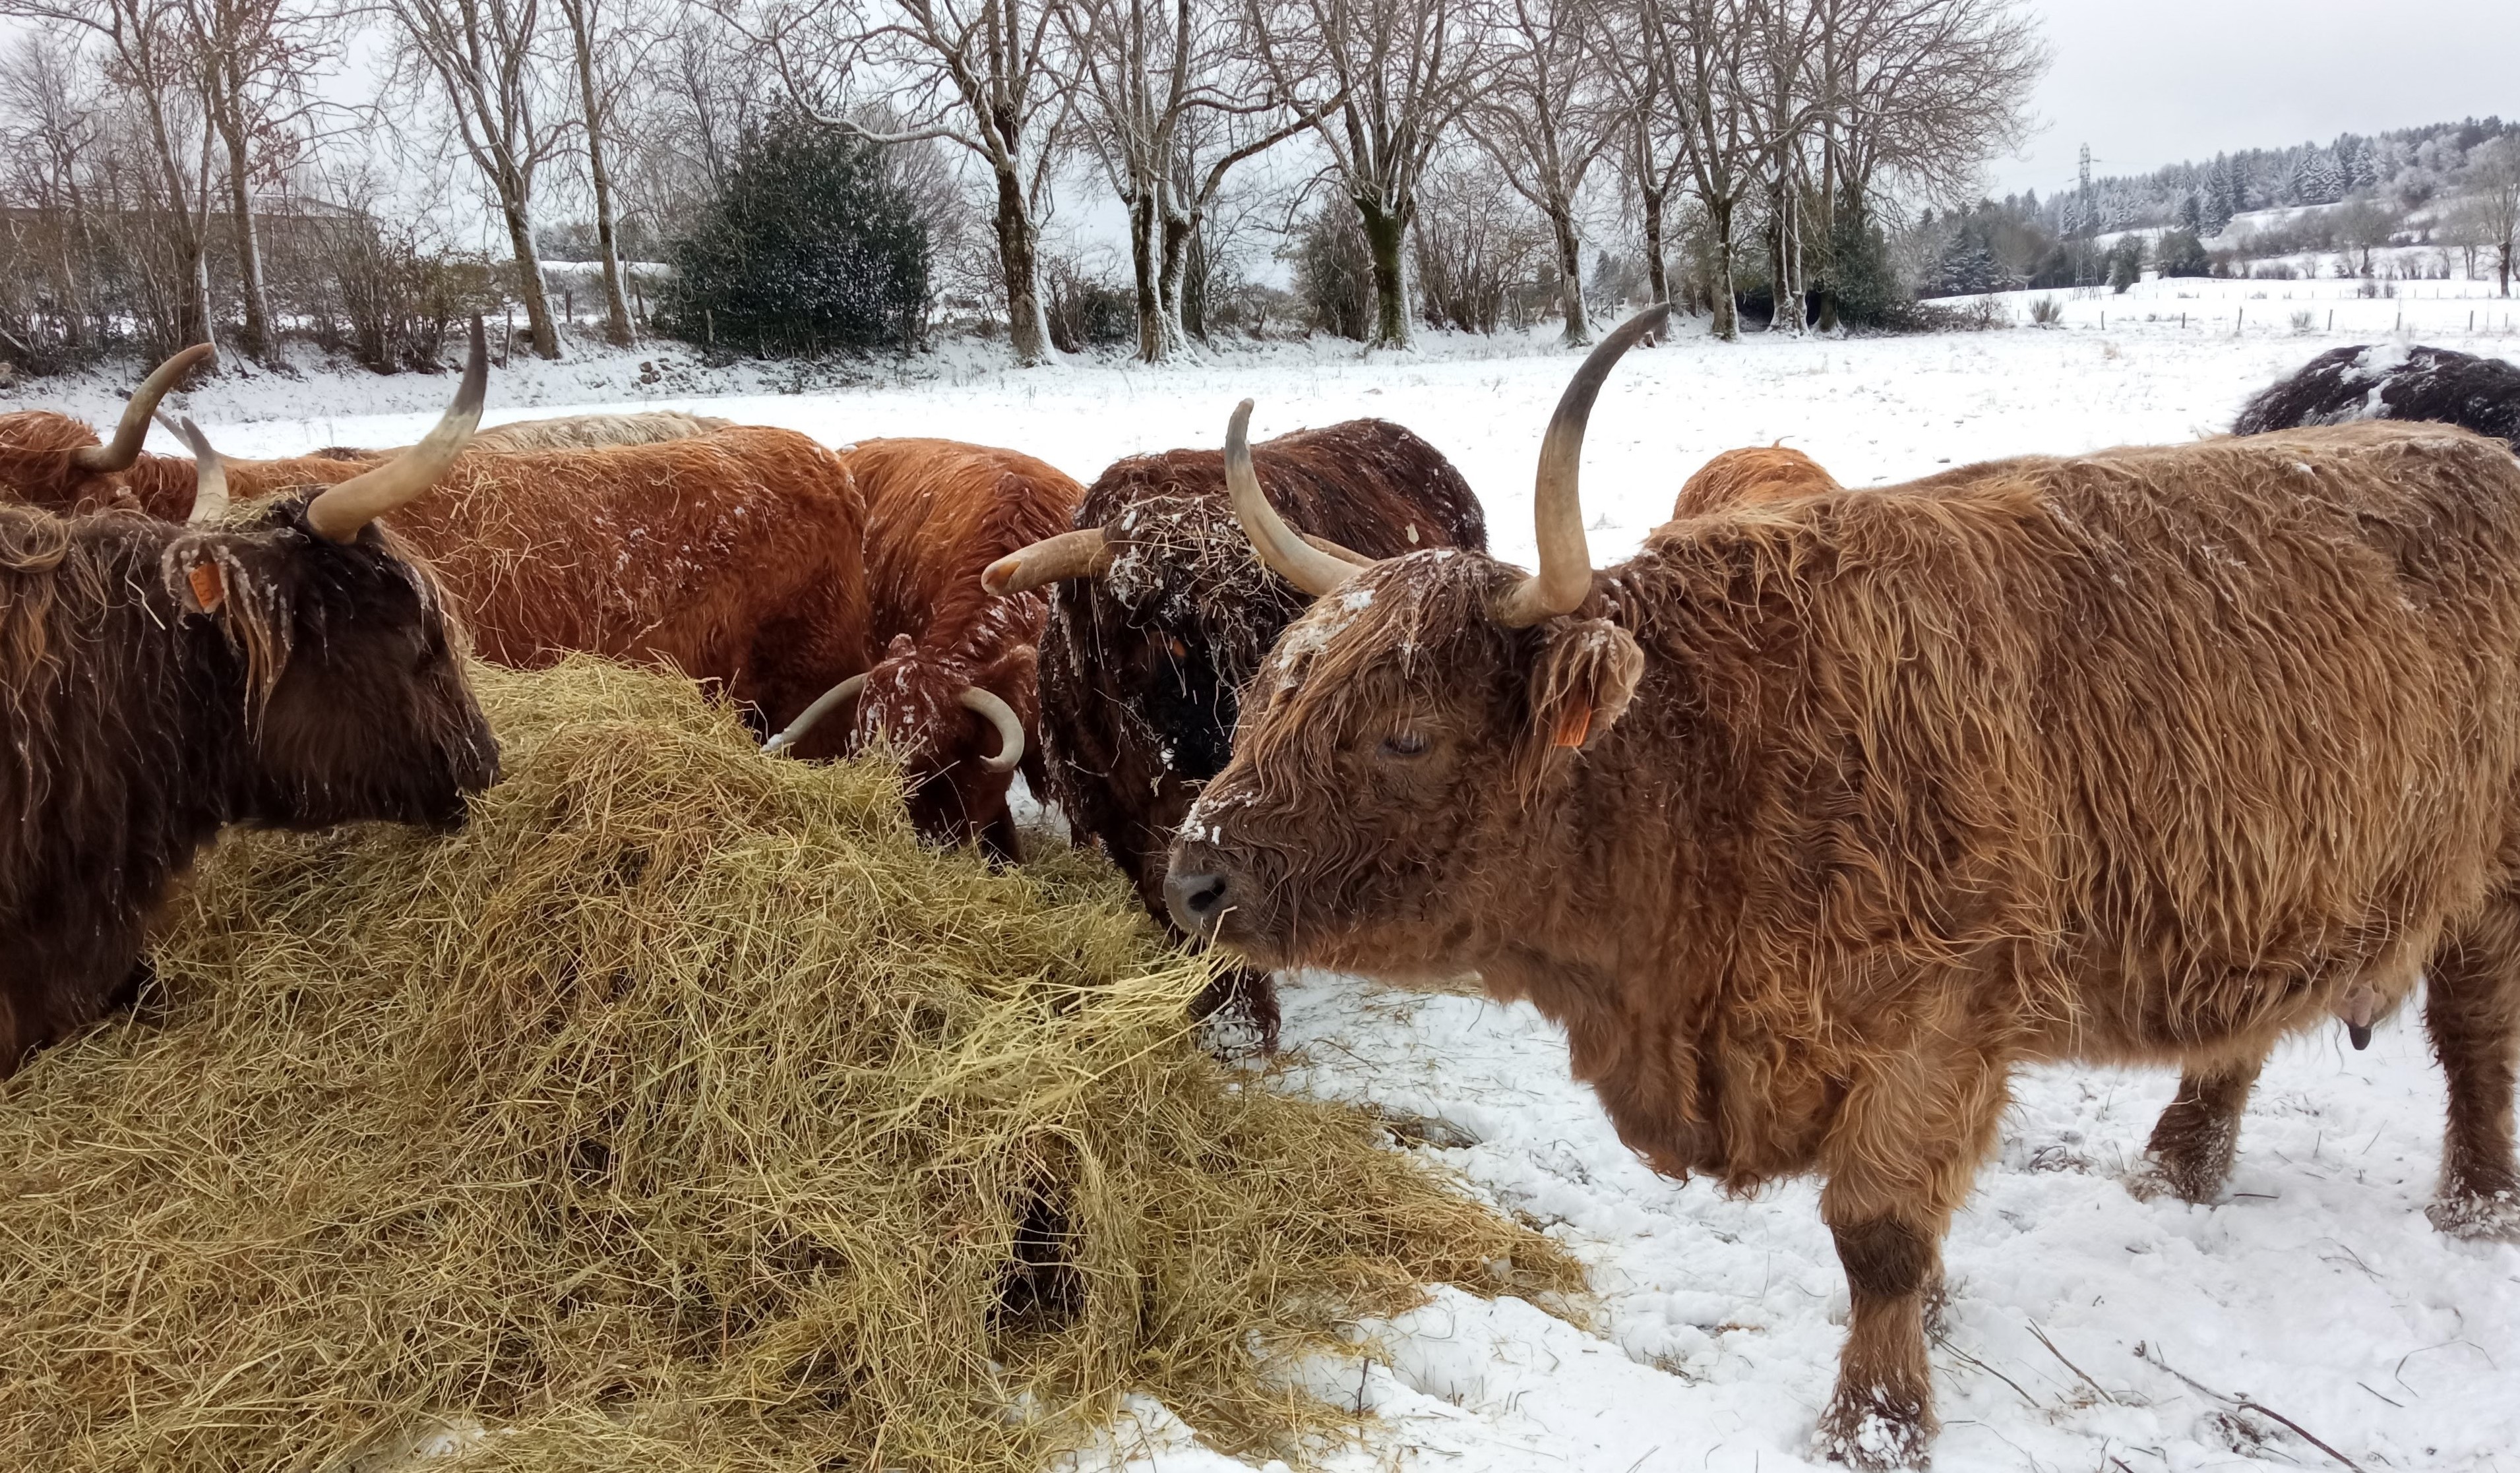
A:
[[377, 427, 873, 709], [844, 437, 1082, 655]]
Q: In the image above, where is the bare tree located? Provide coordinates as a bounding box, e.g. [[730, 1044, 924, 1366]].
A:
[[0, 34, 107, 353], [1644, 0, 1765, 340], [1248, 0, 1485, 347], [1743, 0, 1826, 334], [553, 0, 643, 344], [2470, 136, 2520, 297], [383, 0, 568, 359], [181, 0, 330, 364], [1059, 0, 1326, 359], [1465, 0, 1613, 343], [1808, 0, 2041, 328], [756, 0, 1070, 365], [3, 0, 218, 351], [1586, 0, 1687, 309]]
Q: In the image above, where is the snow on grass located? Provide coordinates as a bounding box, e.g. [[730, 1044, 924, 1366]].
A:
[[19, 319, 2520, 1472]]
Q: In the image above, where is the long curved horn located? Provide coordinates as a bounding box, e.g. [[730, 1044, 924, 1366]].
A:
[[71, 344, 216, 471], [1492, 305, 1669, 628], [305, 318, 487, 543], [155, 412, 229, 524], [762, 673, 869, 756], [982, 527, 1112, 595], [1225, 400, 1357, 597], [958, 686, 1026, 772]]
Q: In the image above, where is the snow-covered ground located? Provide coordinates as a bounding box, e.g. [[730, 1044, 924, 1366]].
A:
[[19, 320, 2520, 1472]]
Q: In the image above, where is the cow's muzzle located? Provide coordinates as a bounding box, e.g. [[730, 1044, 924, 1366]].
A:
[[1164, 866, 1232, 937]]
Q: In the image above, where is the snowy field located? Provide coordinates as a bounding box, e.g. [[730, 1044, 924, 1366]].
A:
[[18, 321, 2520, 1471]]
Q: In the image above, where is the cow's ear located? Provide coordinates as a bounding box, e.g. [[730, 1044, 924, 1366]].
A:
[[184, 558, 227, 615], [1529, 618, 1643, 753]]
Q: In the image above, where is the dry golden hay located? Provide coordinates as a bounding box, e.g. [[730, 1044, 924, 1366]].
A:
[[0, 658, 1576, 1472]]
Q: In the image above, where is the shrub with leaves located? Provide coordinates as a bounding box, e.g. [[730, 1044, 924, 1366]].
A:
[[663, 111, 931, 356]]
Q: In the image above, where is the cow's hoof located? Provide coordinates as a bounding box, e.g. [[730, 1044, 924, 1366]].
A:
[[2125, 1153, 2225, 1207], [1815, 1390, 1932, 1470], [2428, 1187, 2520, 1240]]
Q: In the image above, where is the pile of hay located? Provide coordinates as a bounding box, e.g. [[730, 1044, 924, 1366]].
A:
[[0, 659, 1574, 1470]]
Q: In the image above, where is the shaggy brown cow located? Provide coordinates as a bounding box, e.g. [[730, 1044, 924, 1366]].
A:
[[0, 330, 499, 1075], [983, 419, 1486, 1035], [764, 437, 1081, 860], [1672, 443, 1841, 518], [305, 409, 739, 462], [1165, 308, 2520, 1468], [468, 409, 734, 453], [0, 345, 214, 513], [3, 359, 875, 748]]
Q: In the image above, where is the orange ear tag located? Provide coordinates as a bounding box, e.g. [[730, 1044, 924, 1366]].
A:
[[188, 561, 227, 614], [1551, 700, 1593, 749]]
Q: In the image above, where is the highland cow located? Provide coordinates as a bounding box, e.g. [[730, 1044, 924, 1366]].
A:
[[764, 438, 1082, 860], [1671, 443, 1842, 519], [3, 361, 876, 749], [983, 419, 1485, 1035], [1166, 308, 2520, 1468], [0, 329, 501, 1076], [2235, 342, 2520, 452]]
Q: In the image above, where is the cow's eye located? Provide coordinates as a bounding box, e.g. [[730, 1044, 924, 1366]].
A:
[[1380, 731, 1429, 758]]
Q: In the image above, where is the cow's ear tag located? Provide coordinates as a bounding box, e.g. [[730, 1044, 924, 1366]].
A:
[[1551, 699, 1593, 749], [187, 560, 226, 615]]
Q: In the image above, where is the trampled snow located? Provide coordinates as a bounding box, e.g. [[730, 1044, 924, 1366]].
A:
[[15, 316, 2520, 1471]]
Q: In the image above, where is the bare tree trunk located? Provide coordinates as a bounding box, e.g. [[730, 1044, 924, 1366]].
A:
[[1358, 196, 1410, 348], [1158, 208, 1193, 342], [993, 162, 1051, 364], [1127, 193, 1162, 361], [1707, 194, 1738, 340], [215, 113, 272, 361], [561, 0, 634, 346], [1548, 204, 1588, 344], [499, 198, 559, 359]]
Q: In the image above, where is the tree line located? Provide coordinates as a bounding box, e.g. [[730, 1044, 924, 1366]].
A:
[[0, 0, 2043, 378], [1915, 119, 2520, 301]]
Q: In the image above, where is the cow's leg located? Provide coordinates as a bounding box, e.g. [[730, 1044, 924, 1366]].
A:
[[2425, 900, 2520, 1238], [2132, 1056, 2264, 1204], [1813, 1039, 2007, 1470]]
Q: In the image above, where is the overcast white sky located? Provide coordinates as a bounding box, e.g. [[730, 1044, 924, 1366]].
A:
[[1992, 0, 2520, 198]]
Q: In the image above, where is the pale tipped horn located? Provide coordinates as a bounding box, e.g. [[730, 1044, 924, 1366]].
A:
[[1301, 531, 1374, 566], [305, 318, 487, 543], [154, 412, 230, 524], [72, 344, 216, 471], [958, 686, 1026, 772], [1225, 400, 1358, 597], [982, 527, 1112, 595], [1491, 305, 1669, 628], [762, 672, 869, 756]]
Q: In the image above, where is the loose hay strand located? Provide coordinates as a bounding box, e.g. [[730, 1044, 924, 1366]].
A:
[[0, 657, 1575, 1471]]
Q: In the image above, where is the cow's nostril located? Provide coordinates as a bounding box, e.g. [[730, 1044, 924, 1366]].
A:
[[1163, 869, 1231, 932]]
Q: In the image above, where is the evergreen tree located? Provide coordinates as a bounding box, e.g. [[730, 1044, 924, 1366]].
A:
[[663, 111, 931, 356], [2155, 227, 2210, 277], [2107, 233, 2145, 293], [2178, 194, 2202, 233]]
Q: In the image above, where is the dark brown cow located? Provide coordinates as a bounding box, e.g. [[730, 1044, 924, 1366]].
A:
[[2, 356, 875, 752], [982, 419, 1485, 1035], [2235, 343, 2520, 453], [765, 437, 1083, 860], [1166, 309, 2520, 1468], [0, 330, 499, 1076]]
